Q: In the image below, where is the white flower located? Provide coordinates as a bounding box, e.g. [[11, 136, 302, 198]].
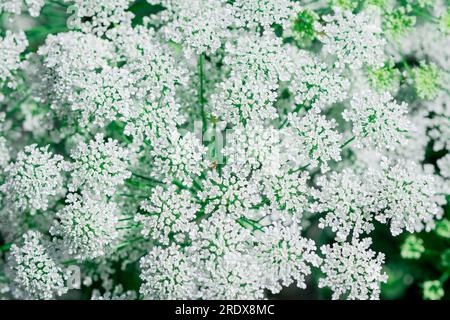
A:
[[388, 112, 429, 163], [69, 66, 138, 128], [232, 0, 300, 30], [38, 32, 114, 80], [288, 52, 350, 109], [210, 74, 278, 125], [319, 238, 388, 300], [224, 32, 294, 84], [287, 109, 343, 173], [123, 96, 185, 147], [151, 132, 207, 187], [0, 144, 66, 213], [1, 0, 448, 301], [315, 7, 386, 69], [0, 0, 44, 17], [188, 213, 264, 299], [50, 192, 120, 261], [343, 90, 412, 151], [139, 245, 198, 299], [428, 114, 450, 152], [91, 285, 137, 300], [37, 32, 116, 125], [311, 169, 376, 241], [196, 250, 265, 299], [109, 24, 188, 101], [223, 123, 287, 177], [136, 185, 199, 245], [427, 92, 450, 152], [198, 169, 262, 220], [438, 154, 450, 179], [395, 23, 450, 73], [261, 170, 310, 222], [0, 31, 28, 89], [369, 157, 445, 236], [0, 136, 10, 169], [148, 0, 234, 57], [6, 231, 67, 300], [255, 223, 321, 294], [65, 0, 134, 35], [69, 133, 131, 196]]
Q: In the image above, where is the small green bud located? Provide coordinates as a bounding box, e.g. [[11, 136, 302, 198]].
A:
[[383, 8, 416, 39], [291, 10, 318, 44], [440, 249, 450, 268], [439, 9, 450, 34], [329, 0, 359, 10], [366, 0, 391, 7], [400, 235, 425, 259], [435, 219, 450, 238], [423, 280, 444, 300], [412, 62, 442, 100], [367, 62, 401, 93], [415, 0, 435, 8]]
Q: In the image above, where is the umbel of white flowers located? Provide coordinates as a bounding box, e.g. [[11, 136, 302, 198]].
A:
[[0, 0, 449, 301]]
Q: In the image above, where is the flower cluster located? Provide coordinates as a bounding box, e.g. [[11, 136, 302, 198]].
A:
[[0, 31, 28, 98], [0, 0, 449, 301], [0, 0, 44, 17]]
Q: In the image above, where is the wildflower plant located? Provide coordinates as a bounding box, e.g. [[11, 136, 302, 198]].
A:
[[0, 0, 449, 301]]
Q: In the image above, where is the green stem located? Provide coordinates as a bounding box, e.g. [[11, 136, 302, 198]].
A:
[[116, 237, 145, 251], [236, 216, 264, 232], [341, 136, 356, 149], [131, 173, 164, 185], [289, 163, 311, 174], [440, 272, 449, 284], [62, 259, 78, 266], [0, 243, 12, 252]]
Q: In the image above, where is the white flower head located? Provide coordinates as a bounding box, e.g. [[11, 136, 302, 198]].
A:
[[37, 32, 116, 126], [196, 250, 265, 299], [136, 185, 199, 245], [319, 238, 388, 300], [50, 192, 120, 261], [0, 31, 28, 90], [190, 214, 265, 299], [427, 92, 450, 152], [69, 133, 131, 196], [224, 32, 294, 83], [289, 52, 350, 109], [255, 223, 321, 293], [140, 245, 198, 299], [232, 0, 300, 30], [438, 154, 450, 179], [6, 231, 67, 300], [65, 0, 134, 35], [210, 74, 278, 125], [343, 90, 413, 151], [287, 109, 343, 173], [261, 170, 310, 222], [311, 169, 376, 241], [369, 157, 445, 236], [0, 0, 44, 17], [315, 7, 386, 70], [198, 169, 262, 219], [0, 136, 10, 169], [148, 0, 234, 57], [0, 144, 66, 213], [151, 132, 207, 187], [69, 66, 138, 128], [224, 123, 288, 177]]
